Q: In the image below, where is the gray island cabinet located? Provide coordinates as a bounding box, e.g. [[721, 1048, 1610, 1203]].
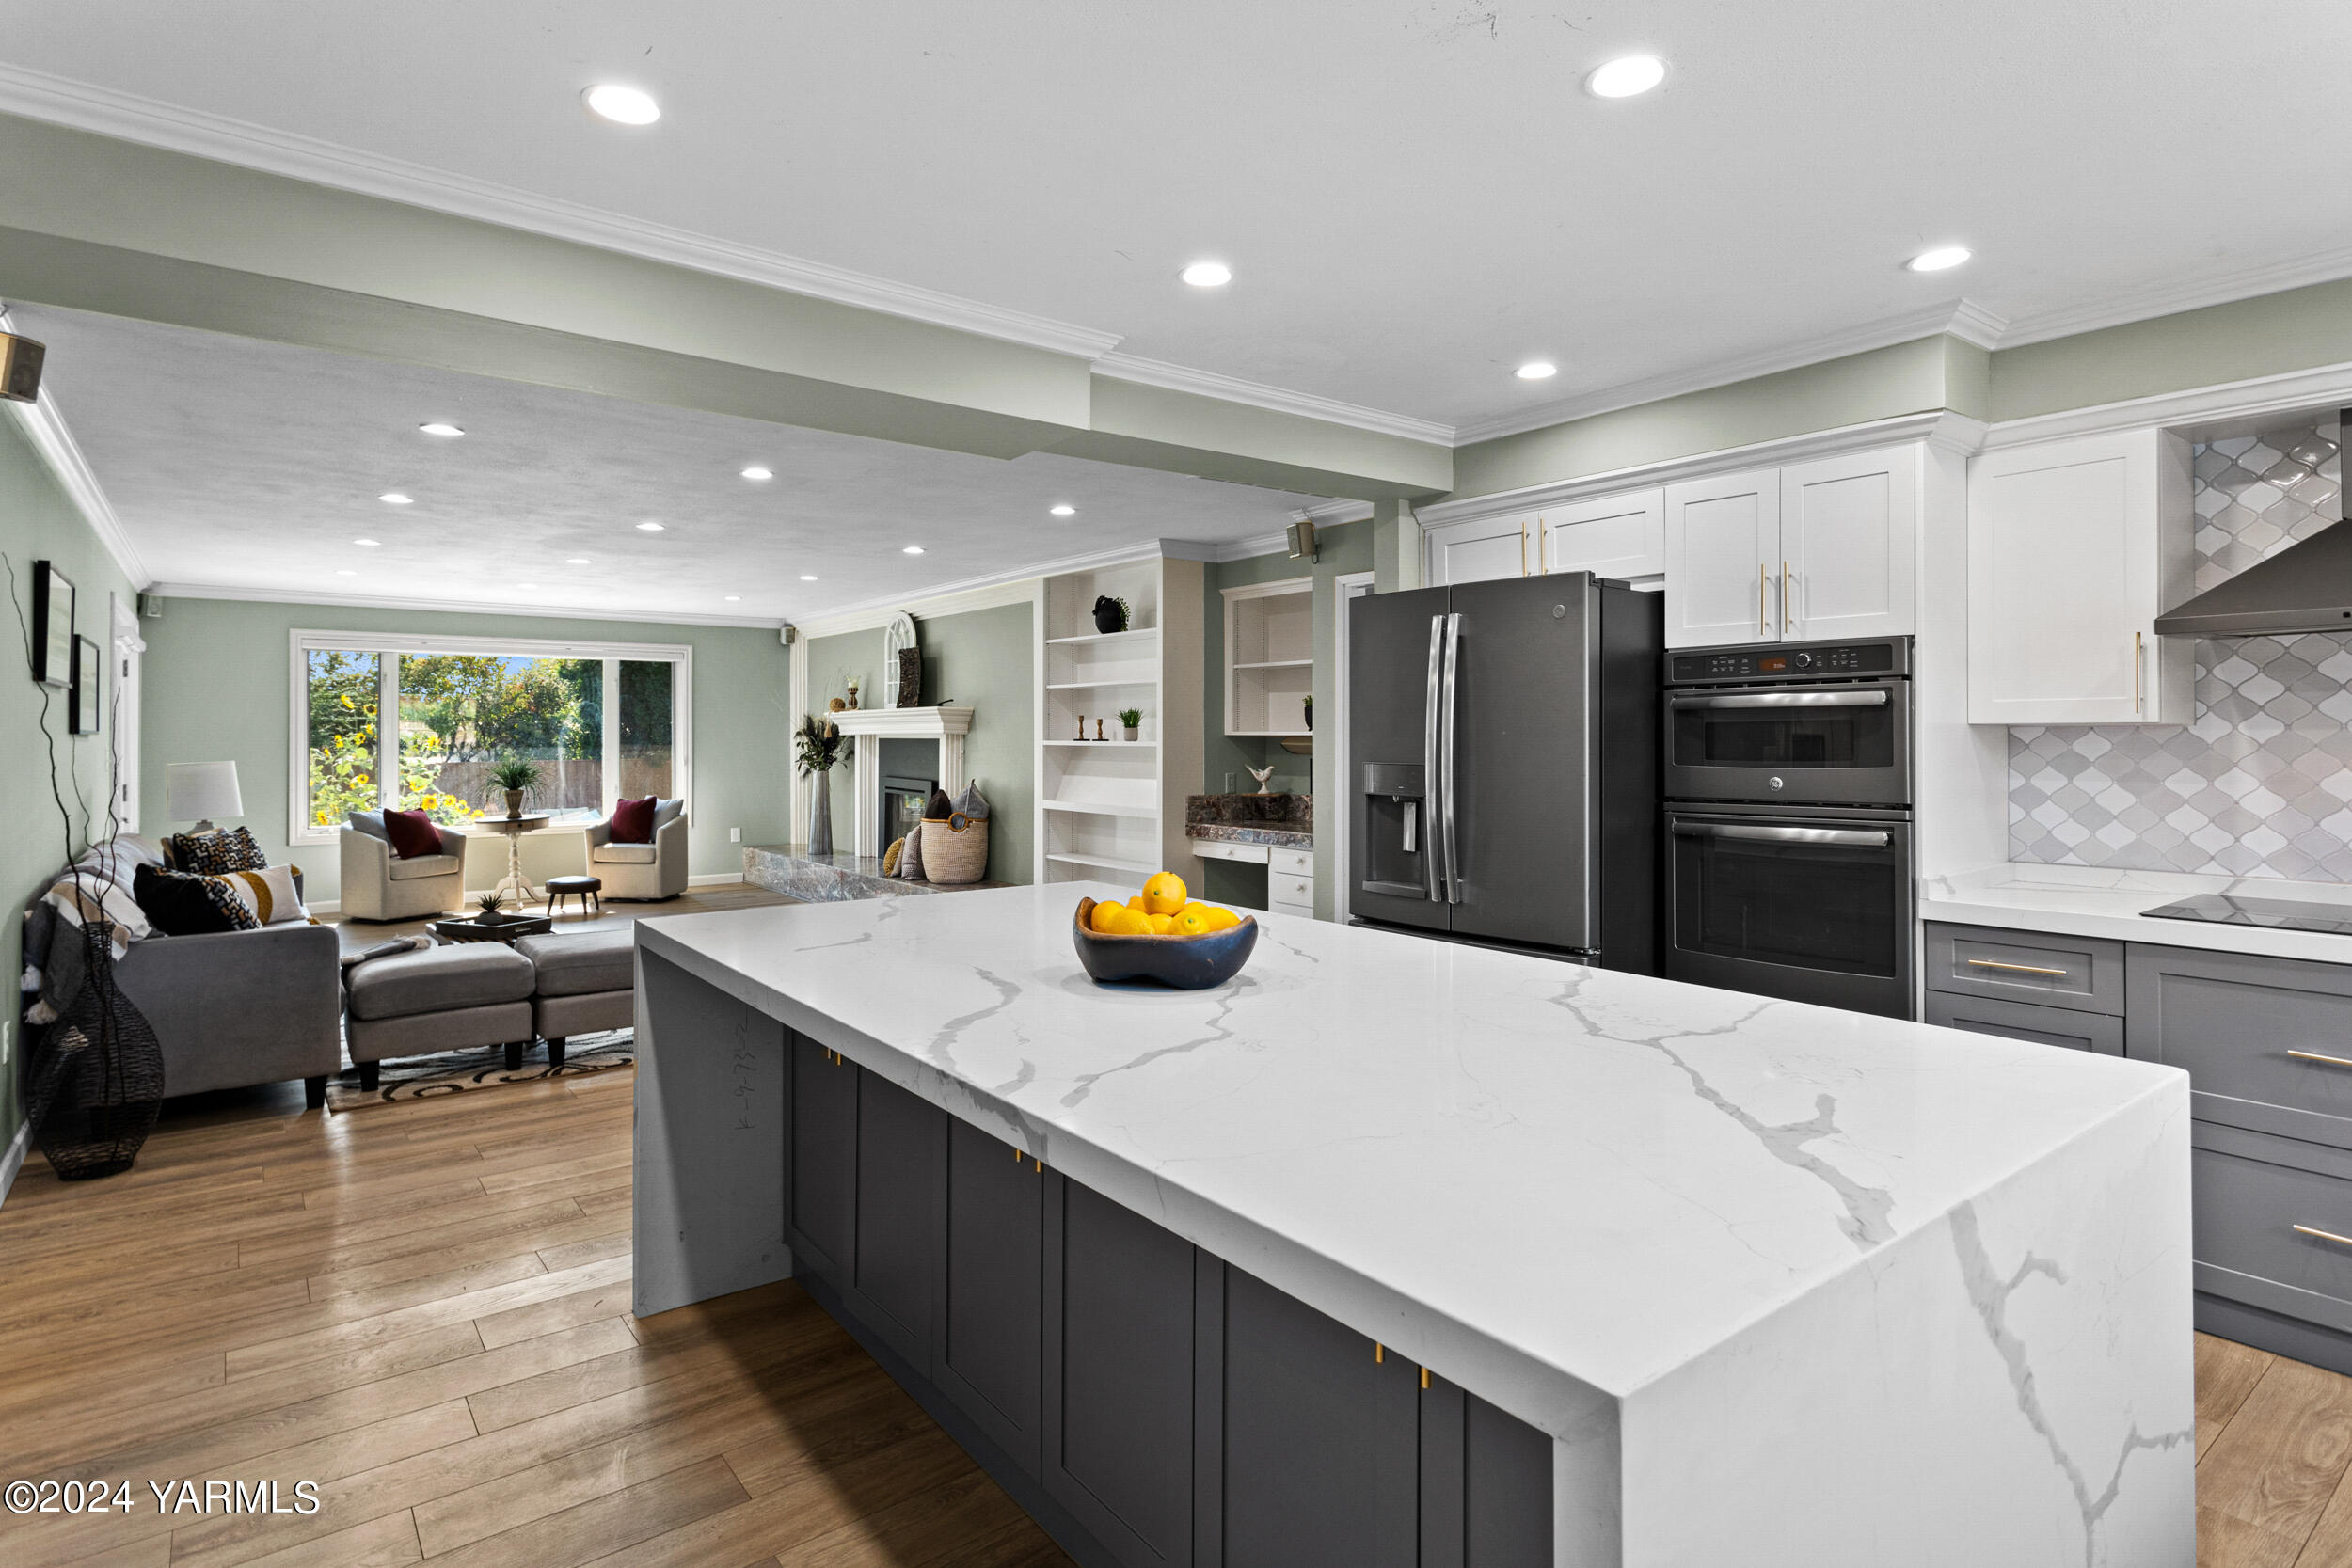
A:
[[639, 887, 2191, 1568]]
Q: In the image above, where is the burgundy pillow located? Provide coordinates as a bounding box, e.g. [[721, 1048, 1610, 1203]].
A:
[[611, 796, 657, 844], [384, 807, 442, 861]]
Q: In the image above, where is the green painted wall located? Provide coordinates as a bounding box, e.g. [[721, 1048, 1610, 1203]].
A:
[[1451, 336, 1973, 501], [139, 598, 792, 905], [803, 600, 1035, 883], [1200, 521, 1372, 918], [1, 419, 134, 1154]]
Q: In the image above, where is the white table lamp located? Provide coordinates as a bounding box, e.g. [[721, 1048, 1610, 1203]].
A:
[[166, 760, 244, 833]]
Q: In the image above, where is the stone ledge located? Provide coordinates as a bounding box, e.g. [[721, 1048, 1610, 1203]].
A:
[[744, 845, 1008, 902]]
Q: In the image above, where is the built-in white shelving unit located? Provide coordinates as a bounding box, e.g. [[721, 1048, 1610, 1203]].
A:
[[1222, 576, 1314, 736], [1033, 555, 1205, 893]]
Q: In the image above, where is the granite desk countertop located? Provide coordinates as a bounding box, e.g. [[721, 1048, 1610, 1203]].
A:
[[1184, 792, 1311, 849]]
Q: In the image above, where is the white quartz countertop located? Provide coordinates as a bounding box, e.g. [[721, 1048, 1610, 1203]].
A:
[[637, 883, 2180, 1435], [1924, 863, 2352, 965]]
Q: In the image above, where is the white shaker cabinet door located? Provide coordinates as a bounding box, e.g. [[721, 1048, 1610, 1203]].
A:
[[1967, 429, 2192, 725], [1422, 513, 1528, 586], [1537, 487, 1665, 580], [1663, 467, 1779, 648], [1780, 447, 1915, 642]]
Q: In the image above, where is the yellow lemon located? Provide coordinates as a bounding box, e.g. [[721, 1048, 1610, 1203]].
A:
[[1204, 906, 1242, 931], [1142, 871, 1188, 916], [1148, 912, 1176, 935], [1173, 907, 1212, 936], [1128, 895, 1148, 912], [1090, 901, 1136, 935]]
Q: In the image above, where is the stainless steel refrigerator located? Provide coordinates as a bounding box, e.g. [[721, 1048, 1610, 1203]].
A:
[[1347, 571, 1661, 968]]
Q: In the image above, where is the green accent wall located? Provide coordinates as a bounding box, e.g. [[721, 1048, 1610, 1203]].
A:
[[139, 598, 792, 904], [803, 599, 1035, 883], [1, 418, 135, 1158], [1200, 521, 1372, 918]]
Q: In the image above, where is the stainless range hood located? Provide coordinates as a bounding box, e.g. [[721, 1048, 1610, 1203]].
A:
[[2153, 408, 2351, 639]]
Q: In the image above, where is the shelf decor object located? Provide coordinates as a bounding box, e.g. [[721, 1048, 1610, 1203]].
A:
[[32, 558, 72, 688], [795, 712, 850, 857], [882, 613, 921, 708]]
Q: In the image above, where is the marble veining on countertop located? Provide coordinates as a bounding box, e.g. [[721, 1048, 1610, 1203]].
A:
[[1184, 821, 1313, 848], [1185, 792, 1312, 829], [1924, 862, 2352, 964], [636, 883, 2181, 1426]]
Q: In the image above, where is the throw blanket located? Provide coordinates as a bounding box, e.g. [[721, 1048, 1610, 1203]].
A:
[[21, 835, 165, 1027]]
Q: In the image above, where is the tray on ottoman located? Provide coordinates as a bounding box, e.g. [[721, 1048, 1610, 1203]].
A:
[[431, 913, 553, 945]]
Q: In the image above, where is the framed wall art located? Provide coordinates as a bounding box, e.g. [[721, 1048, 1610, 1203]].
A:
[[70, 633, 102, 736], [32, 559, 72, 687]]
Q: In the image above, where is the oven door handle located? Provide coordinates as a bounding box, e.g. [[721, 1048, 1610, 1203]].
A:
[[1672, 822, 1892, 848], [1668, 689, 1890, 710]]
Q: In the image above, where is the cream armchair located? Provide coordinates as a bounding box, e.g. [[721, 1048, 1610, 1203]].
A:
[[586, 800, 689, 900], [339, 813, 468, 922]]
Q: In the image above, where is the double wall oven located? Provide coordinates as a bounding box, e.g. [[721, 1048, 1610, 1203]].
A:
[[1661, 639, 1914, 1018]]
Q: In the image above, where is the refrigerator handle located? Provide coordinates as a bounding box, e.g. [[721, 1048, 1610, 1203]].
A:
[[1439, 610, 1462, 905], [1422, 615, 1446, 902]]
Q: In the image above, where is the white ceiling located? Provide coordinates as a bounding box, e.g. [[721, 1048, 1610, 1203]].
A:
[[3, 1, 2347, 438], [15, 305, 1325, 624]]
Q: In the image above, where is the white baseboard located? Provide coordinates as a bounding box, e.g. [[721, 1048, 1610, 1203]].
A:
[[0, 1117, 30, 1210], [688, 873, 745, 888], [308, 898, 341, 914]]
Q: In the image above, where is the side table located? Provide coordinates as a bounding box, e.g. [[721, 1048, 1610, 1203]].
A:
[[469, 813, 554, 907]]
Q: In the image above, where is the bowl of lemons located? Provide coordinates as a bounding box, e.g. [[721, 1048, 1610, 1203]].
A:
[[1073, 872, 1258, 990]]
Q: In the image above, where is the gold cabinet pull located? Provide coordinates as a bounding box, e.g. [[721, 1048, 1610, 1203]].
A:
[[1758, 563, 1769, 634], [2290, 1050, 2352, 1069], [1538, 522, 1548, 575], [2134, 631, 2143, 713], [2296, 1224, 2352, 1248], [1781, 562, 1790, 632], [1519, 524, 1528, 577], [1374, 1342, 1384, 1364], [1965, 958, 2069, 977], [1420, 1366, 1430, 1389]]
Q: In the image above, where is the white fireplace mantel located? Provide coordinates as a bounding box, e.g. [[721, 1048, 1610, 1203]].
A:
[[828, 705, 974, 856]]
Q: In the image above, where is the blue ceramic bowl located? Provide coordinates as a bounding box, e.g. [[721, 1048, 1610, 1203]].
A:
[[1073, 898, 1258, 990]]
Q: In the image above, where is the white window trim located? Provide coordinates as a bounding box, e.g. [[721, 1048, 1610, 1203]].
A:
[[287, 628, 693, 846]]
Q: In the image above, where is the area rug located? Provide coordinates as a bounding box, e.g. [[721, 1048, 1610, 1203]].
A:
[[325, 1030, 634, 1112]]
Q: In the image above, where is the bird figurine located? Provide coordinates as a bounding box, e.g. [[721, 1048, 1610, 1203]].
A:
[[1248, 764, 1277, 795]]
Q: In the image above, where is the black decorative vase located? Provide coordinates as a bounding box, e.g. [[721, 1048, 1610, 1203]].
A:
[[1091, 595, 1125, 635], [25, 922, 164, 1180]]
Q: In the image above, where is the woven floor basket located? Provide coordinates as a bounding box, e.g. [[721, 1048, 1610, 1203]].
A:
[[922, 812, 989, 884]]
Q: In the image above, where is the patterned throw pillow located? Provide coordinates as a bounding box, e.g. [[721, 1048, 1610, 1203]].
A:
[[134, 864, 262, 935], [217, 864, 311, 927], [169, 826, 267, 876]]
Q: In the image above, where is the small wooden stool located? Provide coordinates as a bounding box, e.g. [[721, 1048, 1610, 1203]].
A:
[[547, 875, 603, 918]]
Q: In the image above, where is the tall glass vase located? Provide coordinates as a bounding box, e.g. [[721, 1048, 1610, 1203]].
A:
[[807, 769, 834, 857]]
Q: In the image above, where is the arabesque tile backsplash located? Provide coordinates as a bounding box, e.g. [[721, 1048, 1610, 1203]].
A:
[[2009, 420, 2352, 881]]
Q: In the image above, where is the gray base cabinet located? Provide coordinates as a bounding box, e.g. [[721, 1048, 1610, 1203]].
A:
[[780, 1029, 1552, 1568]]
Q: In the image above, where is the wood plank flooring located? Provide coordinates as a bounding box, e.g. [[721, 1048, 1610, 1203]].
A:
[[4, 1043, 2352, 1564]]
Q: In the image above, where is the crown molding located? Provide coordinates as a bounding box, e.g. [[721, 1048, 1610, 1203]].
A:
[[1092, 353, 1455, 446], [1981, 358, 2352, 452], [1996, 245, 2352, 349], [1944, 299, 2010, 351], [1453, 302, 1999, 448], [147, 580, 786, 629], [1418, 410, 1980, 526], [0, 62, 1124, 361], [1290, 499, 1376, 527], [0, 310, 148, 589]]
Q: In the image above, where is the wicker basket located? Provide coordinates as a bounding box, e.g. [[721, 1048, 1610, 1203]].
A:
[[922, 811, 989, 884]]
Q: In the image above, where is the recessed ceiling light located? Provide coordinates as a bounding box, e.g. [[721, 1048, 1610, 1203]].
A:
[[582, 83, 660, 126], [740, 466, 772, 481], [418, 422, 464, 437], [1050, 504, 1076, 517], [800, 574, 818, 581], [567, 557, 591, 565], [1586, 55, 1666, 98], [637, 521, 665, 532], [1180, 261, 1232, 288], [1516, 361, 1559, 381], [724, 595, 741, 602], [354, 538, 381, 547], [379, 492, 413, 505], [902, 545, 926, 555], [1906, 245, 1973, 273]]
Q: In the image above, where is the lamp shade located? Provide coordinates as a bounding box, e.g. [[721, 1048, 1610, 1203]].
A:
[[166, 761, 244, 824]]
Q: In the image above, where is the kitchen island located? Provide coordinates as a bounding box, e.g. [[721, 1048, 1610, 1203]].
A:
[[632, 883, 2192, 1568]]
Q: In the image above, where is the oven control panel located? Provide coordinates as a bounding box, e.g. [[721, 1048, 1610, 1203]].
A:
[[1668, 639, 1906, 685]]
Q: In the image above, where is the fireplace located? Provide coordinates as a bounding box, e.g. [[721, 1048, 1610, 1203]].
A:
[[881, 772, 935, 856]]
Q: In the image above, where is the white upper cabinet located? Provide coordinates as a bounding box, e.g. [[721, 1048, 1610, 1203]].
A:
[[1968, 428, 2192, 726], [1536, 487, 1665, 579], [1423, 513, 1530, 585], [1779, 447, 1916, 643], [1663, 467, 1782, 647]]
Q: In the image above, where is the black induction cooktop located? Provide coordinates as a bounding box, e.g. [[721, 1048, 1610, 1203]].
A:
[[2141, 894, 2352, 936]]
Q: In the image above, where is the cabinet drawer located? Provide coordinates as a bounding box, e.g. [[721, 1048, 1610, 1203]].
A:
[[2129, 943, 2352, 1151], [1192, 838, 1269, 865], [1923, 922, 2124, 1014], [1269, 847, 1313, 878], [1270, 874, 1313, 909], [1923, 990, 2123, 1054], [2193, 1123, 2352, 1338]]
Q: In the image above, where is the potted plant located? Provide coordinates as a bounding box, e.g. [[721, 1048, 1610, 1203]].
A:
[[1118, 707, 1142, 742], [1091, 595, 1131, 635], [795, 713, 852, 856], [488, 757, 542, 818], [474, 888, 510, 925]]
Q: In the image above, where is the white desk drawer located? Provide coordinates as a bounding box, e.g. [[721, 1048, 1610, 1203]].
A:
[[1191, 838, 1269, 864], [1269, 847, 1313, 878], [1269, 899, 1315, 920], [1271, 874, 1313, 907]]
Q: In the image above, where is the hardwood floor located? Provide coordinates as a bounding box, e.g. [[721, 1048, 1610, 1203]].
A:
[[3, 1042, 2349, 1565]]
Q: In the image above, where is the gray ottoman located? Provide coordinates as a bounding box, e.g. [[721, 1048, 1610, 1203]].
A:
[[516, 927, 635, 1067], [345, 942, 537, 1089]]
